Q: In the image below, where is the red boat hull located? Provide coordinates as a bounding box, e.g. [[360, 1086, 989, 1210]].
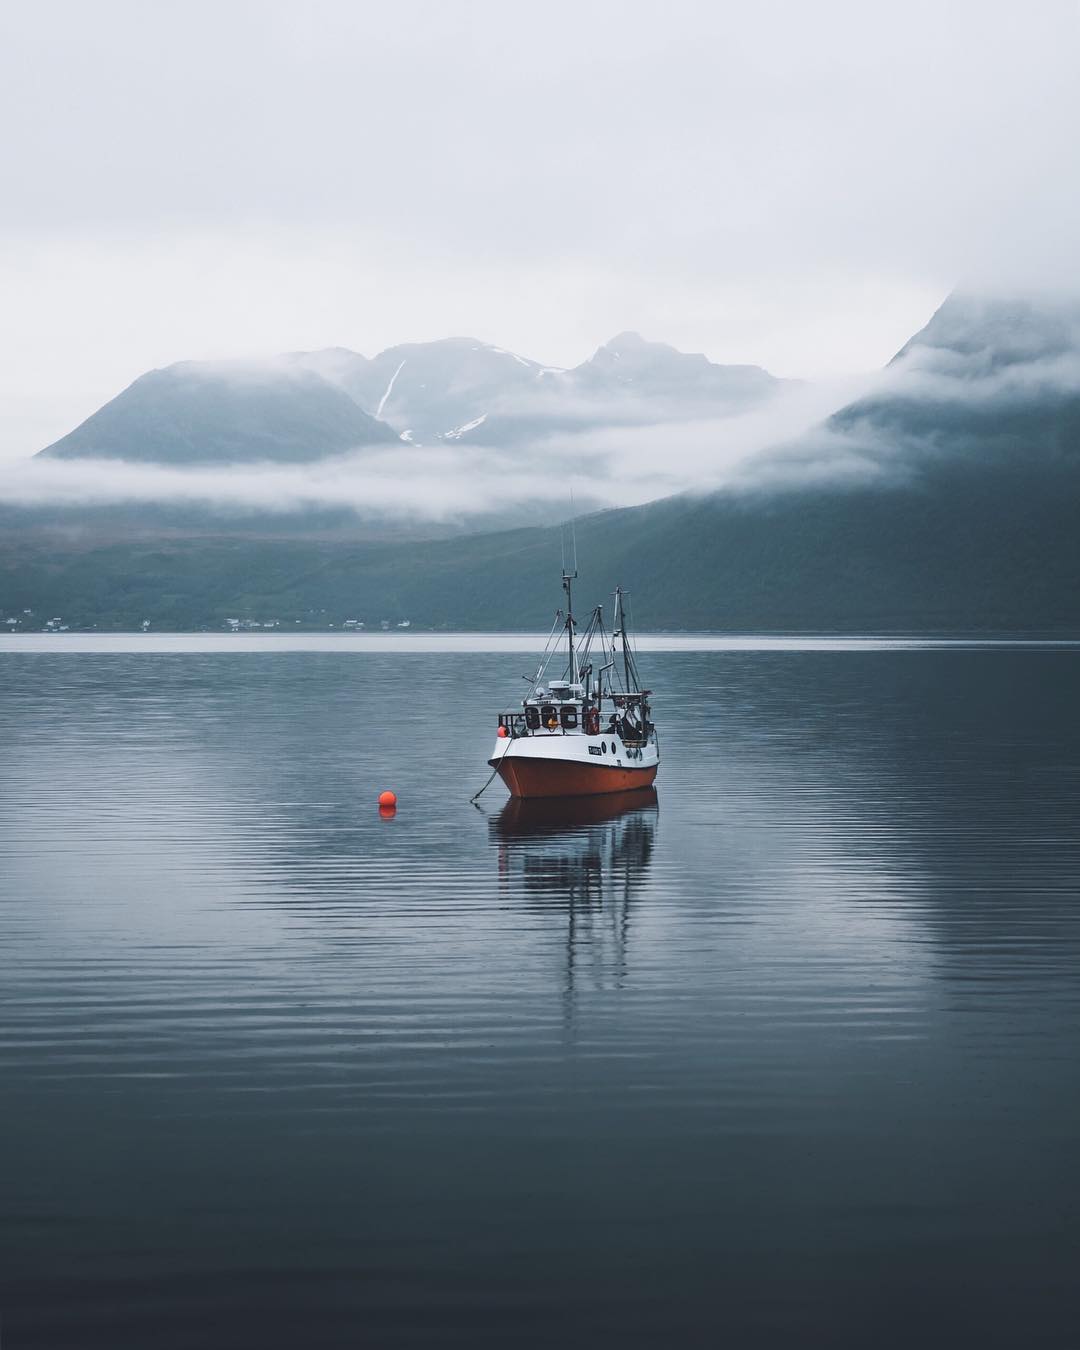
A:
[[495, 756, 658, 799]]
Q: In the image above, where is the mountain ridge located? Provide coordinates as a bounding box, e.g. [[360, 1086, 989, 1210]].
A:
[[35, 332, 787, 464], [8, 292, 1080, 633], [38, 359, 401, 465]]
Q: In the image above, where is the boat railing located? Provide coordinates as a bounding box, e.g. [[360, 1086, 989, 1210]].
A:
[[498, 709, 652, 745], [499, 708, 583, 735]]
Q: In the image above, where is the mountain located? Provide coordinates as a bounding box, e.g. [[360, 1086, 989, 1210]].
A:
[[35, 333, 786, 466], [293, 337, 551, 444], [7, 294, 1079, 633], [31, 330, 783, 464], [37, 360, 399, 464], [890, 291, 1080, 371], [292, 332, 784, 447], [571, 331, 778, 402], [3, 460, 1076, 632], [826, 291, 1080, 465], [458, 331, 783, 449]]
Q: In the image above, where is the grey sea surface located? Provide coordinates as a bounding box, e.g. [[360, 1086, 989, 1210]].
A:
[[1, 644, 1079, 1348]]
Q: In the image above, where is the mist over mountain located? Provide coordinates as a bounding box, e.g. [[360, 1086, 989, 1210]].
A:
[[819, 291, 1080, 474], [4, 292, 1079, 634], [34, 331, 787, 469], [293, 331, 786, 448], [574, 331, 778, 401], [461, 332, 784, 449], [292, 337, 552, 445], [891, 291, 1080, 372], [37, 360, 400, 465]]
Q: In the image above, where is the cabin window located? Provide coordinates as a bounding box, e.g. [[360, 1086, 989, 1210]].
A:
[[541, 704, 558, 729], [525, 706, 540, 731], [561, 707, 578, 730]]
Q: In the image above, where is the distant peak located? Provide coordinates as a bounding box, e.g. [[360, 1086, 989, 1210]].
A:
[[889, 288, 1080, 369], [590, 332, 703, 367], [602, 328, 645, 345], [292, 345, 361, 358], [587, 332, 657, 367], [594, 332, 694, 363]]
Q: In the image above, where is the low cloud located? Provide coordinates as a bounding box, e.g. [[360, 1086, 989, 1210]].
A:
[[0, 378, 867, 526], [6, 296, 1077, 528]]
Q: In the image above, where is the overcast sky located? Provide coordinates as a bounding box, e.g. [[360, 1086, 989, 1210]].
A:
[[2, 0, 1079, 460]]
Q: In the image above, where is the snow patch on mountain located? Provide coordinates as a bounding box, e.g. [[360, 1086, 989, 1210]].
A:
[[375, 359, 407, 418], [440, 414, 488, 441], [486, 345, 535, 369]]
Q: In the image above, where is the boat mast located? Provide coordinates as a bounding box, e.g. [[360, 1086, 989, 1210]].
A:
[[563, 568, 577, 684], [613, 586, 633, 692], [562, 515, 578, 684]]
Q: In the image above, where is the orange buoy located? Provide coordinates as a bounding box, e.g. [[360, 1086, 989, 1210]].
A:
[[497, 725, 509, 738], [378, 790, 397, 808], [378, 804, 397, 820]]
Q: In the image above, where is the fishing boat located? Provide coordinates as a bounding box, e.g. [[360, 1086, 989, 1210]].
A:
[[488, 569, 660, 798]]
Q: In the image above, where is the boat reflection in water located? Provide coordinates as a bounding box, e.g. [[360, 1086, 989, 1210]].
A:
[[490, 788, 658, 994]]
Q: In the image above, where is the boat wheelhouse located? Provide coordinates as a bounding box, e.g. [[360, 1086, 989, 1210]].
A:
[[488, 571, 660, 799]]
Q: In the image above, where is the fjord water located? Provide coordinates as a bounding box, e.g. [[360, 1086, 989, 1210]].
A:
[[2, 646, 1079, 1348]]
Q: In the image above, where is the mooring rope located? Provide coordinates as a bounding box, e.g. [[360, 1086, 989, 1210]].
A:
[[469, 759, 503, 804]]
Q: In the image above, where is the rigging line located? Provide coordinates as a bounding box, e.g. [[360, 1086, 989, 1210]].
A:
[[591, 611, 606, 696], [626, 591, 643, 688], [575, 604, 601, 666], [617, 588, 641, 691], [536, 613, 565, 688], [539, 609, 562, 665], [527, 610, 563, 688]]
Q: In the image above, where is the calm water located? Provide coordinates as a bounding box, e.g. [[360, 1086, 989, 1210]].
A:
[[2, 646, 1079, 1347]]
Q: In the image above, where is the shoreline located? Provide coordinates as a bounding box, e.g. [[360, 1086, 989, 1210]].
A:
[[3, 631, 1079, 654]]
